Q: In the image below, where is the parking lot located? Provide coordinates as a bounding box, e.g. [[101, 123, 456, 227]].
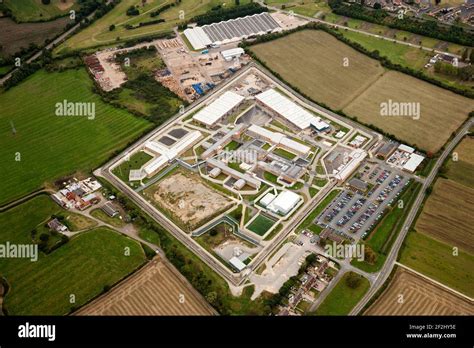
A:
[[316, 168, 409, 241]]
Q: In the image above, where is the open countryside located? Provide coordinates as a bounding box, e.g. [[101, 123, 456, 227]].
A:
[[0, 68, 150, 205], [76, 257, 216, 316], [366, 267, 474, 315]]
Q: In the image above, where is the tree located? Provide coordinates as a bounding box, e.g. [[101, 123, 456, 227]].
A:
[[41, 0, 51, 4], [470, 49, 474, 63], [109, 24, 115, 31], [373, 2, 382, 9], [235, 0, 240, 5], [345, 272, 362, 289]]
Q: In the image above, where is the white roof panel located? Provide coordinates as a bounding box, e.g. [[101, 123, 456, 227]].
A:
[[256, 89, 322, 130], [229, 256, 246, 271], [403, 153, 424, 172], [193, 91, 245, 126], [183, 27, 212, 50], [398, 144, 415, 153]]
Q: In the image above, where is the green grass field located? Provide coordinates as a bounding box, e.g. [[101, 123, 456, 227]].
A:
[[399, 232, 474, 297], [54, 0, 251, 54], [5, 0, 78, 22], [313, 272, 370, 315], [273, 147, 297, 160], [0, 68, 151, 205], [246, 214, 276, 236], [112, 151, 153, 183], [0, 195, 146, 315]]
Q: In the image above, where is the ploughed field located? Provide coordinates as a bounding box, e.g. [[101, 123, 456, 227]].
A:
[[366, 267, 473, 315], [75, 257, 216, 316]]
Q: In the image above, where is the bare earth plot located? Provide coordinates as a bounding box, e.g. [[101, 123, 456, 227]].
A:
[[343, 71, 474, 153], [0, 17, 70, 58], [415, 179, 474, 254], [366, 268, 473, 315], [250, 30, 385, 110], [75, 257, 216, 316], [143, 171, 233, 230]]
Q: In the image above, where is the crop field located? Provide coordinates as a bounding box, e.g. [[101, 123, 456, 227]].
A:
[[4, 0, 77, 22], [55, 0, 251, 54], [0, 195, 146, 315], [415, 179, 474, 254], [446, 137, 474, 189], [399, 232, 474, 297], [246, 214, 276, 236], [250, 30, 385, 110], [343, 71, 474, 153], [0, 17, 70, 58], [0, 68, 151, 205], [75, 257, 216, 315], [366, 268, 474, 315]]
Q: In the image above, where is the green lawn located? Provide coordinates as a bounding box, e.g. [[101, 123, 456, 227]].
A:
[[90, 208, 126, 228], [0, 68, 151, 205], [4, 0, 79, 22], [112, 151, 153, 183], [313, 272, 370, 315], [399, 232, 474, 297], [246, 214, 276, 236], [273, 147, 297, 160], [0, 195, 146, 315]]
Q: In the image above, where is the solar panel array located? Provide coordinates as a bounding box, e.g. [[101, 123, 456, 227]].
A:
[[202, 12, 280, 42]]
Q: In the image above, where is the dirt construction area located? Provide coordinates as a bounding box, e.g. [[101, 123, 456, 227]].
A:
[[365, 267, 474, 315], [75, 257, 216, 316], [145, 171, 234, 230]]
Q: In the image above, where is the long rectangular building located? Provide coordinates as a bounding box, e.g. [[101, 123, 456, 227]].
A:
[[255, 88, 330, 131], [207, 158, 261, 189], [247, 124, 310, 156], [143, 130, 202, 177], [192, 91, 245, 128], [184, 12, 281, 50]]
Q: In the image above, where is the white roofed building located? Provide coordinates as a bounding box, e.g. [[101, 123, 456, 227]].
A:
[[193, 91, 245, 128], [247, 124, 310, 156], [267, 191, 300, 215], [143, 130, 202, 177], [221, 47, 245, 61], [256, 89, 330, 131], [403, 153, 424, 173]]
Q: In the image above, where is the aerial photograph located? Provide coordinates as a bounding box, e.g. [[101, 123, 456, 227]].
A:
[[0, 0, 472, 345]]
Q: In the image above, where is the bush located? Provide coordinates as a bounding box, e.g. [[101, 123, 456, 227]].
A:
[[345, 272, 362, 289]]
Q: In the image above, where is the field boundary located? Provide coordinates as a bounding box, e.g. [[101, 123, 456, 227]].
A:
[[395, 262, 473, 302]]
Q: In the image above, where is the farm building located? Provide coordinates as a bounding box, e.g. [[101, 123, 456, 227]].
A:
[[184, 13, 281, 50], [255, 89, 330, 131], [143, 130, 202, 177], [247, 124, 311, 156], [192, 91, 245, 128], [101, 202, 119, 217]]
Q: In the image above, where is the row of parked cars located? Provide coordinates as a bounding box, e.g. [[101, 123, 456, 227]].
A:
[[336, 197, 367, 227]]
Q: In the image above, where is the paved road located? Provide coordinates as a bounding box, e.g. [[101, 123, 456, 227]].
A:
[[349, 117, 473, 315]]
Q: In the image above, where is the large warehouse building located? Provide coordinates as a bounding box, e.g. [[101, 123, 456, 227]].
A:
[[256, 88, 330, 131], [192, 91, 245, 128], [184, 12, 282, 50]]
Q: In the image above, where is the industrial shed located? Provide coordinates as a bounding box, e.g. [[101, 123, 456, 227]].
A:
[[192, 91, 245, 128], [255, 88, 330, 131], [184, 12, 281, 50]]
